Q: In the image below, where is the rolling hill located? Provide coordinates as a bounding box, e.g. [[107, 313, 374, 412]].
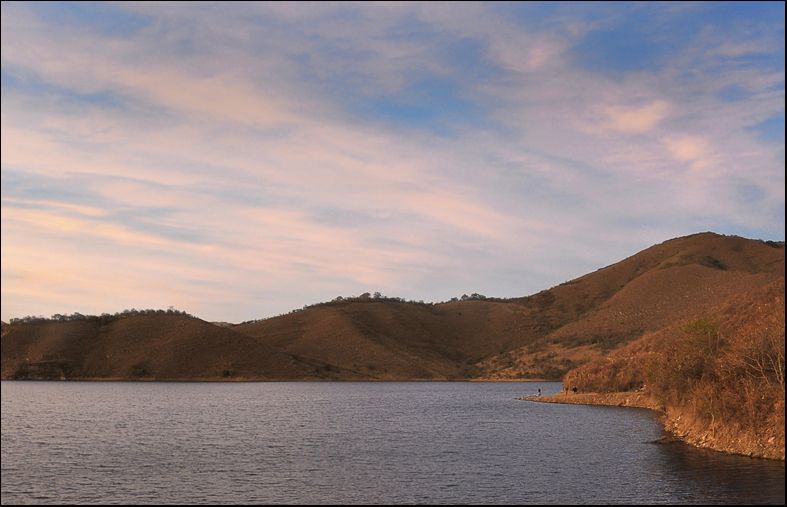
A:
[[479, 232, 785, 378], [1, 232, 783, 381], [0, 314, 319, 380]]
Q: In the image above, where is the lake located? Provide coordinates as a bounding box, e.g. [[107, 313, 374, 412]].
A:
[[1, 381, 784, 504]]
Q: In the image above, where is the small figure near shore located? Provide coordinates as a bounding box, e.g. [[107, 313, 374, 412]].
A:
[[572, 386, 578, 394], [537, 388, 541, 397]]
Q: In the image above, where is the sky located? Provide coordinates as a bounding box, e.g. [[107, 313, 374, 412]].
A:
[[1, 1, 784, 323]]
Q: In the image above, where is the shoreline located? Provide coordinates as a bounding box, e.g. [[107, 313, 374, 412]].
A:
[[517, 391, 662, 410], [519, 391, 785, 461]]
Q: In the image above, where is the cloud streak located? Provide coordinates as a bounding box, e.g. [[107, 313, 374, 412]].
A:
[[1, 2, 784, 322]]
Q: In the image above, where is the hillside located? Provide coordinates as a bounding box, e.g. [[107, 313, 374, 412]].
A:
[[478, 232, 784, 378], [233, 299, 536, 379], [560, 279, 785, 459], [1, 232, 784, 381], [0, 314, 321, 380]]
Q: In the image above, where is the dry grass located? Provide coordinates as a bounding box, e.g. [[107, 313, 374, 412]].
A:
[[564, 280, 785, 460]]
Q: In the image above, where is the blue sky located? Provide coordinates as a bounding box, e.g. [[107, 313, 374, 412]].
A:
[[1, 2, 784, 322]]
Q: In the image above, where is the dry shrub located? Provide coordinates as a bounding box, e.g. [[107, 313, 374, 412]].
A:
[[563, 280, 785, 456]]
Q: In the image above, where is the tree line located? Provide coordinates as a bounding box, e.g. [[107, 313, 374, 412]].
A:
[[238, 291, 502, 325], [8, 308, 193, 325]]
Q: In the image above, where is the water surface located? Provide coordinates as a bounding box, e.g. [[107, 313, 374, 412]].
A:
[[1, 381, 784, 504]]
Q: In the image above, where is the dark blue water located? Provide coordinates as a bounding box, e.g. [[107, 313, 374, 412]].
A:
[[1, 381, 784, 504]]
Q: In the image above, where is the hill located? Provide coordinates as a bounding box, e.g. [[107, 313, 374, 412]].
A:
[[478, 232, 784, 378], [0, 314, 321, 380], [237, 233, 783, 379], [233, 298, 529, 379], [560, 279, 784, 459], [1, 232, 783, 381]]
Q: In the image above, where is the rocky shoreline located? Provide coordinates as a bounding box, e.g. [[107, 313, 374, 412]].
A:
[[517, 391, 662, 410], [519, 391, 784, 461]]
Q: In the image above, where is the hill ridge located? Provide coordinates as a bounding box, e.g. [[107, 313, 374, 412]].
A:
[[2, 232, 783, 381]]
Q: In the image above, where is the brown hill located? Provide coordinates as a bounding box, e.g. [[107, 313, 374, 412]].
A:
[[561, 279, 785, 459], [235, 232, 783, 380], [478, 232, 784, 378], [1, 232, 783, 381], [0, 314, 322, 380], [233, 299, 534, 379]]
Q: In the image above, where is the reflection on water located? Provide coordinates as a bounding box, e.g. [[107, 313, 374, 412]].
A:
[[655, 441, 785, 504], [1, 381, 784, 505]]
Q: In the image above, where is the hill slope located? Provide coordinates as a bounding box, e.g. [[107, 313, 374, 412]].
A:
[[233, 299, 535, 379], [237, 232, 783, 379], [478, 233, 784, 378], [561, 279, 785, 459], [1, 232, 783, 381], [1, 314, 320, 380]]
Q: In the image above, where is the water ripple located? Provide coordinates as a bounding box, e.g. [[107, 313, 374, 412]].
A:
[[2, 381, 784, 504]]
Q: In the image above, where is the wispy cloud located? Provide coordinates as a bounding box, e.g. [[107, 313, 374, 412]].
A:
[[603, 101, 670, 133], [1, 2, 784, 322]]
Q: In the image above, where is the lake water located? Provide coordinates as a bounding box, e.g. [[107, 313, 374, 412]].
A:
[[1, 381, 784, 504]]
